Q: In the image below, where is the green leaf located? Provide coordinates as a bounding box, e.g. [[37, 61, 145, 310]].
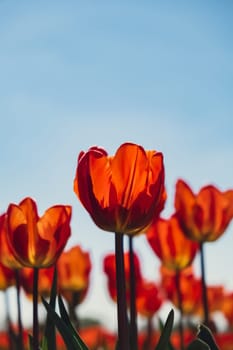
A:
[[155, 309, 174, 350], [58, 295, 90, 350], [41, 267, 57, 350], [187, 338, 210, 350], [197, 324, 220, 350], [42, 298, 81, 350]]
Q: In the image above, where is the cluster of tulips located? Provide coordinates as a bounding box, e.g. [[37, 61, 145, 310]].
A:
[[1, 142, 233, 350]]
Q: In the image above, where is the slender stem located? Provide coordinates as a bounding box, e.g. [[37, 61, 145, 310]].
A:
[[33, 268, 39, 350], [15, 269, 24, 350], [129, 236, 138, 350], [200, 242, 209, 325], [115, 233, 130, 350], [175, 269, 184, 350], [68, 292, 80, 330]]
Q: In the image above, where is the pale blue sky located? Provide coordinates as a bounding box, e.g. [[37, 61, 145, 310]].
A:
[[1, 0, 233, 330]]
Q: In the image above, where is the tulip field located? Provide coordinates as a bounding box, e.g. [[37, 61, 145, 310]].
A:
[[1, 142, 233, 350]]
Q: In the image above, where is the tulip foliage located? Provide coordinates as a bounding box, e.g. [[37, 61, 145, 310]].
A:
[[0, 142, 233, 350]]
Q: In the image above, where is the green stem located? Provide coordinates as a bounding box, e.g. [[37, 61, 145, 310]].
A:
[[115, 233, 130, 350], [175, 269, 184, 350], [33, 268, 39, 350], [68, 292, 80, 330], [200, 242, 209, 325], [129, 236, 138, 350]]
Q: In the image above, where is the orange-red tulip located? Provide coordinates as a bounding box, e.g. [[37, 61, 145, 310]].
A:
[[146, 214, 199, 270], [0, 261, 15, 290], [6, 197, 72, 268], [74, 143, 165, 235], [195, 285, 225, 318], [103, 251, 142, 302], [19, 266, 55, 299], [136, 280, 163, 318], [0, 213, 23, 269], [160, 265, 202, 315], [222, 292, 233, 328], [175, 179, 233, 242], [57, 245, 91, 306]]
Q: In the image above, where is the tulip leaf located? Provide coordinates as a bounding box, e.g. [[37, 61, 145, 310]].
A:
[[41, 267, 57, 350], [155, 309, 174, 350], [58, 295, 90, 350], [42, 298, 82, 350], [197, 324, 220, 350], [186, 339, 210, 350]]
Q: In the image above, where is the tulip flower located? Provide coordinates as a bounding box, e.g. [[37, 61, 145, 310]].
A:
[[6, 197, 71, 350], [74, 142, 165, 236], [6, 197, 72, 268], [0, 261, 15, 291], [57, 245, 91, 295], [222, 291, 233, 329], [147, 214, 199, 350], [136, 280, 163, 318], [57, 245, 91, 328], [19, 266, 55, 300], [146, 214, 199, 271], [103, 251, 142, 303], [175, 179, 233, 243], [160, 265, 202, 316], [0, 213, 25, 350], [175, 179, 233, 327], [74, 143, 165, 350]]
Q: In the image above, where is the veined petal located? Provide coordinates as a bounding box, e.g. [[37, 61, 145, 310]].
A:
[[175, 179, 195, 220], [147, 215, 198, 270], [74, 147, 110, 213], [74, 143, 165, 235], [111, 143, 151, 208], [37, 205, 71, 266]]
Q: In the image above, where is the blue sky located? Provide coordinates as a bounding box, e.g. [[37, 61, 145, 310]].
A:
[[1, 0, 233, 330]]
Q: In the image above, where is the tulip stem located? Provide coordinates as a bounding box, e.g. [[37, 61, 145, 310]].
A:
[[15, 269, 24, 350], [115, 234, 130, 350], [200, 242, 209, 325], [33, 268, 39, 350], [175, 269, 184, 350], [129, 236, 138, 350]]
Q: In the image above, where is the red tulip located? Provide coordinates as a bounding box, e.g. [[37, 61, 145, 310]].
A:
[[103, 251, 142, 302], [6, 197, 72, 268], [147, 214, 199, 270], [175, 179, 233, 242], [74, 143, 165, 235], [57, 245, 91, 306]]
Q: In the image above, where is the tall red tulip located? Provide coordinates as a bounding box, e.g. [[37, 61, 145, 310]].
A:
[[147, 214, 199, 350], [174, 179, 233, 327], [103, 251, 142, 303], [175, 179, 233, 242], [160, 265, 202, 316], [57, 245, 91, 305], [74, 143, 165, 350], [146, 214, 199, 270], [74, 143, 165, 235], [6, 197, 72, 268]]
